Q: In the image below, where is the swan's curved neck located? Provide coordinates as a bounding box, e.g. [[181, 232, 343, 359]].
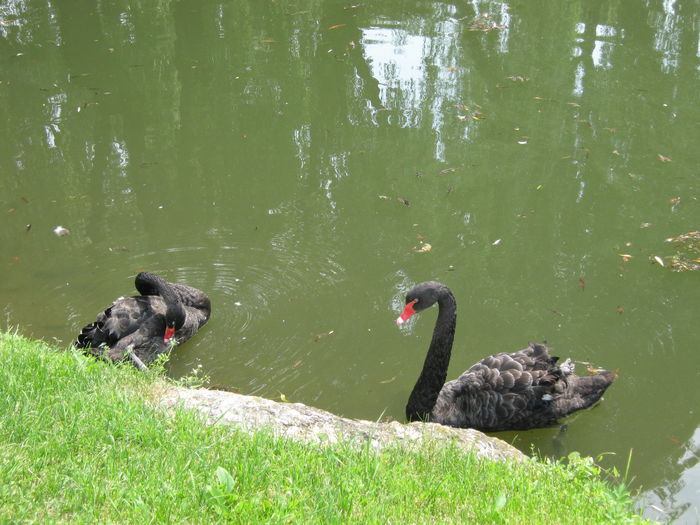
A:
[[136, 273, 186, 329], [406, 287, 456, 422], [161, 286, 186, 329]]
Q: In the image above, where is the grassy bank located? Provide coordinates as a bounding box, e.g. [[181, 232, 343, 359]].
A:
[[0, 331, 647, 524]]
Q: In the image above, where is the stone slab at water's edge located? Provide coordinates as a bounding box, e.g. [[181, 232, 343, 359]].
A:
[[159, 387, 525, 462]]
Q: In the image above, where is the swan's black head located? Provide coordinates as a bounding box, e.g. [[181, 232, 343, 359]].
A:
[[396, 281, 447, 326], [160, 284, 186, 344]]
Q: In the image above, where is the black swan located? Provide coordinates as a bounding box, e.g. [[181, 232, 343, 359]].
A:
[[396, 281, 616, 431], [75, 272, 211, 370]]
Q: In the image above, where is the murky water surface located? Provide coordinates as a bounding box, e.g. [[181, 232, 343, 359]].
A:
[[1, 1, 699, 520]]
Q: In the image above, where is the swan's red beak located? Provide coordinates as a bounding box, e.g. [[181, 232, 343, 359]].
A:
[[164, 326, 176, 344], [396, 299, 418, 326]]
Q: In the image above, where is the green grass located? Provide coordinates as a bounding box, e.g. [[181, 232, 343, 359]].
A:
[[0, 331, 648, 524]]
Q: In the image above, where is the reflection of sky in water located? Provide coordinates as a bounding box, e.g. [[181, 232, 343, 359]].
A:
[[593, 24, 617, 69], [361, 28, 431, 120], [358, 9, 514, 159], [653, 0, 681, 72], [645, 426, 700, 523], [361, 22, 462, 161], [572, 23, 618, 97]]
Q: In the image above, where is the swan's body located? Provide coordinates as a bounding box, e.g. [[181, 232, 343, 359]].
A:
[[75, 272, 211, 368], [396, 281, 616, 431]]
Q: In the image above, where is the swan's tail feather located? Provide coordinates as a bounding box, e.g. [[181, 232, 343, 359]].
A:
[[75, 321, 99, 349], [554, 370, 617, 416]]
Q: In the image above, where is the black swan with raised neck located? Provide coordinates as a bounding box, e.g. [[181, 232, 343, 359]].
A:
[[75, 272, 211, 370], [396, 281, 616, 431]]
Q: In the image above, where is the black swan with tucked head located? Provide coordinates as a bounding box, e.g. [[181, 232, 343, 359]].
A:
[[396, 281, 616, 431], [75, 272, 211, 370]]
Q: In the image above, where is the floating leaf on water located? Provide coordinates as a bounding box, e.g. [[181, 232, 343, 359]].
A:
[[640, 222, 652, 228], [21, 197, 29, 204], [438, 167, 457, 175], [314, 330, 335, 342], [616, 306, 624, 314], [665, 231, 700, 244], [653, 256, 664, 266], [517, 140, 527, 145], [379, 376, 396, 384], [327, 24, 346, 30], [261, 39, 276, 43], [579, 278, 585, 291], [668, 197, 680, 205], [293, 360, 303, 368], [53, 225, 70, 237], [492, 238, 502, 246], [280, 393, 289, 402], [536, 184, 543, 190], [25, 224, 31, 232], [411, 238, 432, 253], [587, 365, 607, 374], [660, 234, 700, 271], [377, 195, 390, 200], [618, 253, 633, 262], [657, 154, 672, 162], [6, 208, 15, 214], [396, 197, 410, 206]]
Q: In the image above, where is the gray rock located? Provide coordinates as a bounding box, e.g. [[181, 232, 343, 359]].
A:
[[159, 387, 525, 462]]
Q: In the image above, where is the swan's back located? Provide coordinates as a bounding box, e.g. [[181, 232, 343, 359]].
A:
[[76, 295, 168, 349], [431, 343, 616, 431]]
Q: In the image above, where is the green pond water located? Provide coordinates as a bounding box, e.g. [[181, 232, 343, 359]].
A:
[[1, 1, 699, 521]]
